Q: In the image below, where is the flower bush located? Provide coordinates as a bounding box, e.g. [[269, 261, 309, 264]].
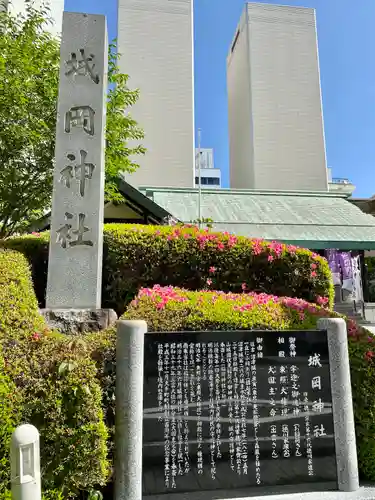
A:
[[1, 224, 334, 314], [124, 285, 334, 331], [0, 249, 109, 498], [104, 224, 334, 314]]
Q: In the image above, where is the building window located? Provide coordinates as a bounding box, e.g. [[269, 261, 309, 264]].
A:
[[195, 176, 220, 186], [207, 177, 220, 186]]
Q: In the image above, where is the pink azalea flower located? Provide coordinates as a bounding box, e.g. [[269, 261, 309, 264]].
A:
[[365, 351, 374, 361], [209, 266, 217, 274], [268, 255, 274, 262], [311, 271, 317, 278], [316, 296, 329, 306], [252, 241, 263, 255]]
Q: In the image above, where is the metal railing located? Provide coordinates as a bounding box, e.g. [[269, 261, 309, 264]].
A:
[[331, 177, 352, 185]]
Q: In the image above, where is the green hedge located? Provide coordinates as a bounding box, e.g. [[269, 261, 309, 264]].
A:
[[0, 246, 46, 338], [0, 232, 49, 311], [366, 256, 375, 301], [0, 249, 109, 498], [1, 224, 334, 314], [88, 285, 375, 488], [0, 356, 20, 497]]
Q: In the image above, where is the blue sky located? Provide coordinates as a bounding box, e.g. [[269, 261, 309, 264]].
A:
[[65, 0, 375, 198]]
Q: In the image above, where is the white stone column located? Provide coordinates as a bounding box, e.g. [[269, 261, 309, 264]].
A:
[[115, 320, 147, 500], [317, 318, 359, 492]]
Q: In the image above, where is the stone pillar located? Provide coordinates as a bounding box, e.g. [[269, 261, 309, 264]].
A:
[[46, 12, 107, 310], [317, 318, 359, 492], [41, 12, 116, 333], [115, 320, 147, 500]]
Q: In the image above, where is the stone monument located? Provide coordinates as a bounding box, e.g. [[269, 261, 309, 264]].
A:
[[41, 11, 116, 333], [115, 318, 364, 500]]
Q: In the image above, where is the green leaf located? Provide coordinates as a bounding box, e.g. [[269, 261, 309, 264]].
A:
[[83, 385, 91, 396], [58, 362, 68, 375], [88, 490, 103, 500], [58, 360, 77, 375]]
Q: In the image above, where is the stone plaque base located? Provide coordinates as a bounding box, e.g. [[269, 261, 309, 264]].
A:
[[143, 484, 375, 500], [40, 308, 117, 335]]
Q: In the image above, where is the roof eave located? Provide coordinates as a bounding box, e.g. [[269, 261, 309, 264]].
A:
[[139, 186, 350, 199]]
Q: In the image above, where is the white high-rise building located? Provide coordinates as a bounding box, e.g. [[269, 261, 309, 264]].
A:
[[197, 148, 214, 170], [195, 148, 221, 187], [3, 0, 63, 36], [118, 0, 195, 188], [227, 3, 328, 191]]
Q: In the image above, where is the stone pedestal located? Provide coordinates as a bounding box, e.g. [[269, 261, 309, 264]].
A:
[[40, 308, 117, 335]]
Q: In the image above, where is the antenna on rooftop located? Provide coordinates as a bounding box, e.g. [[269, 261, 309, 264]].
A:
[[197, 128, 202, 228]]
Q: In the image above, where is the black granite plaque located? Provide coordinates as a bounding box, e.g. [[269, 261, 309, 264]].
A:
[[142, 331, 337, 496]]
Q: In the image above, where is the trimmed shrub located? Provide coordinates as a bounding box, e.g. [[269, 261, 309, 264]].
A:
[[124, 285, 332, 331], [0, 250, 109, 497], [366, 256, 375, 301], [348, 332, 375, 480], [0, 356, 21, 496], [1, 224, 334, 314], [3, 335, 109, 495], [0, 232, 49, 310], [90, 285, 375, 485], [0, 247, 46, 339]]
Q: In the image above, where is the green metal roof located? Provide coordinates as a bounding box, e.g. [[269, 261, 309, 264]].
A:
[[139, 187, 375, 250]]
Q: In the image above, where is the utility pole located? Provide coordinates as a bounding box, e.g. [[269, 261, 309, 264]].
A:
[[197, 128, 202, 229]]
